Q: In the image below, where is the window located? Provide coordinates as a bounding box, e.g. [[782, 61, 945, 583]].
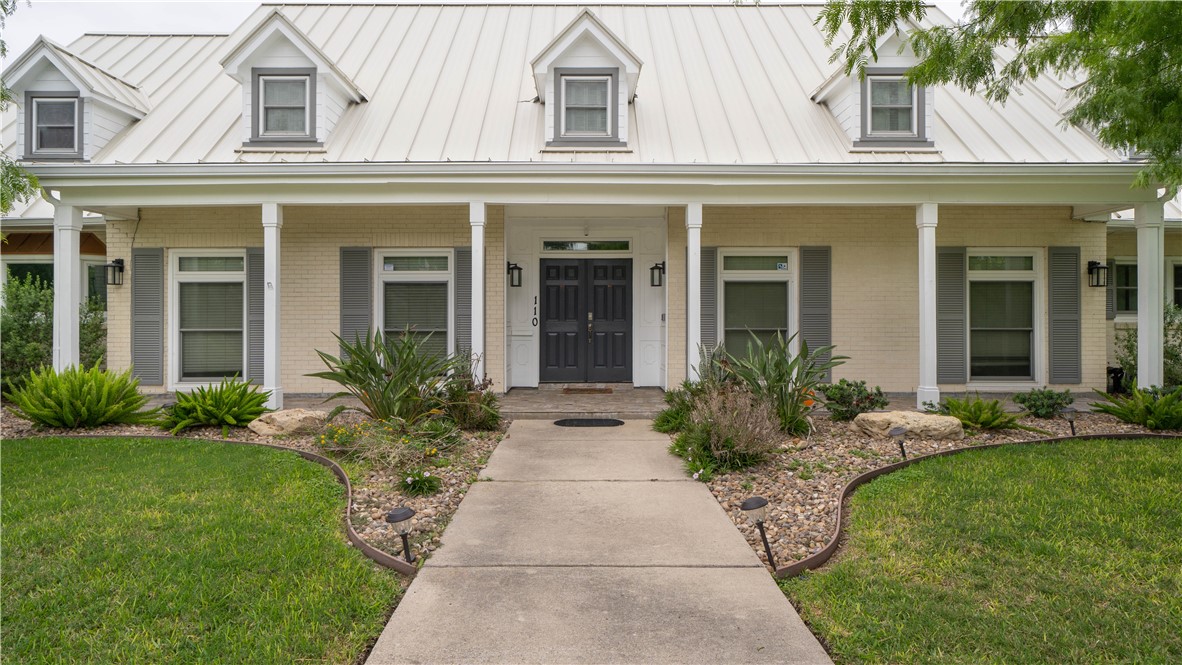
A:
[[251, 69, 316, 142], [2, 259, 107, 306], [1114, 262, 1137, 314], [377, 251, 453, 358], [25, 93, 81, 158], [552, 68, 620, 145], [1175, 264, 1182, 306], [968, 252, 1038, 381], [542, 240, 630, 252], [857, 69, 930, 147], [172, 252, 245, 383], [719, 252, 792, 358]]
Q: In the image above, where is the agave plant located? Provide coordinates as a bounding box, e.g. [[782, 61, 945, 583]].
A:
[[1091, 386, 1182, 430], [726, 332, 846, 436], [160, 375, 271, 435], [941, 394, 1049, 435], [4, 362, 159, 428]]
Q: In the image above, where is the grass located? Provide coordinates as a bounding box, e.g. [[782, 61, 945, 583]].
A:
[[781, 438, 1182, 664], [1, 437, 403, 665]]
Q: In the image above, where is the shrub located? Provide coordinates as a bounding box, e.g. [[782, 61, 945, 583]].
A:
[[443, 354, 502, 431], [727, 332, 846, 436], [1, 273, 106, 391], [942, 394, 1049, 434], [1091, 386, 1182, 430], [1013, 388, 1074, 418], [819, 379, 889, 421], [161, 376, 271, 435], [401, 468, 443, 496], [688, 384, 780, 471], [318, 417, 463, 470], [4, 363, 158, 428], [669, 423, 716, 482], [309, 328, 469, 422], [1114, 303, 1182, 389], [654, 385, 695, 433]]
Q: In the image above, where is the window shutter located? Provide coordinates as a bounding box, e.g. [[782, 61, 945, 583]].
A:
[[937, 247, 967, 383], [1106, 260, 1116, 320], [246, 248, 264, 382], [1048, 247, 1082, 384], [799, 246, 833, 381], [339, 248, 372, 349], [700, 247, 718, 351], [455, 247, 472, 354], [130, 248, 164, 385]]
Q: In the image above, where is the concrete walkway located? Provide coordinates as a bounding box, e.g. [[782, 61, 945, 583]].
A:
[[366, 420, 831, 664]]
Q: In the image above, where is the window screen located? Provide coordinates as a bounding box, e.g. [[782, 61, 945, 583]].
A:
[[179, 282, 243, 380], [869, 79, 913, 134], [723, 281, 788, 358], [383, 256, 449, 272], [563, 77, 609, 136], [384, 282, 448, 357], [34, 99, 76, 151], [261, 77, 308, 135], [969, 281, 1033, 379]]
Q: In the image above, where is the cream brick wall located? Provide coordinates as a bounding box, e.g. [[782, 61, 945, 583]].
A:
[[484, 206, 506, 391]]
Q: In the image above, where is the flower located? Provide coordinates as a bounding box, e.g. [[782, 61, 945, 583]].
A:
[[423, 471, 431, 477], [406, 477, 413, 484], [692, 471, 700, 480]]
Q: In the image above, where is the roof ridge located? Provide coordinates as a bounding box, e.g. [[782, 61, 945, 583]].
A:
[[82, 32, 229, 37]]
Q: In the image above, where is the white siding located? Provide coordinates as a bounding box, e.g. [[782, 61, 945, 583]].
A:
[[16, 62, 80, 157], [88, 100, 134, 160]]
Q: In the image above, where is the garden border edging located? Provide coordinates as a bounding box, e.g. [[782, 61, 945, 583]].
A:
[[773, 432, 1182, 579]]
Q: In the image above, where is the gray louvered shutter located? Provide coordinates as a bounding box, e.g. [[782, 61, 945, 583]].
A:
[[339, 248, 372, 350], [1048, 247, 1082, 384], [454, 247, 472, 354], [245, 248, 265, 382], [936, 247, 967, 383], [700, 247, 718, 350], [131, 248, 164, 385], [1106, 260, 1116, 320], [800, 247, 833, 380]]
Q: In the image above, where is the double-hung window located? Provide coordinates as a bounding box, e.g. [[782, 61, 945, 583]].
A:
[[866, 77, 916, 136], [553, 69, 619, 144], [173, 253, 246, 382], [719, 252, 793, 358], [26, 93, 80, 158], [1114, 261, 1137, 314], [377, 251, 453, 358], [252, 69, 315, 142], [967, 252, 1038, 381]]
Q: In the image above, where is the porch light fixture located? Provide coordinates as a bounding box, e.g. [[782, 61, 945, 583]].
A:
[[507, 262, 523, 288], [105, 258, 125, 286], [1087, 260, 1109, 288], [740, 496, 776, 570], [385, 506, 417, 563], [888, 426, 908, 460], [1061, 406, 1077, 437], [649, 261, 665, 287]]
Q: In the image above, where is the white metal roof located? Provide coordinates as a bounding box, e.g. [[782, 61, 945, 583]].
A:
[[4, 2, 1123, 167]]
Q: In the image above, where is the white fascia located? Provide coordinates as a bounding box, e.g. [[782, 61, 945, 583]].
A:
[[530, 9, 643, 103]]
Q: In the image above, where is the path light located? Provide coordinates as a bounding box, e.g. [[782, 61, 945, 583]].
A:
[[889, 426, 908, 460], [1062, 407, 1077, 436], [385, 506, 417, 563], [740, 496, 777, 570]]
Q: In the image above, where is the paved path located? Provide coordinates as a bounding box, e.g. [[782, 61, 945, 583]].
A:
[[366, 420, 832, 664]]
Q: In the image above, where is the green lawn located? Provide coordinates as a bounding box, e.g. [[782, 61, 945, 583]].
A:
[[1, 437, 402, 664], [782, 438, 1182, 664]]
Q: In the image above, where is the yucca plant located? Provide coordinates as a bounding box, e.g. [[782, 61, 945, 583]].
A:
[[4, 363, 159, 428], [942, 394, 1050, 435], [161, 376, 271, 435], [726, 332, 846, 436], [1092, 386, 1182, 430]]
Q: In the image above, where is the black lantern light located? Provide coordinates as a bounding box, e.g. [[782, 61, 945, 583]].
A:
[[385, 506, 417, 563], [1087, 261, 1109, 288], [1061, 406, 1077, 436], [105, 258, 125, 286], [649, 261, 666, 287], [740, 496, 777, 570], [507, 262, 523, 288], [889, 426, 908, 460]]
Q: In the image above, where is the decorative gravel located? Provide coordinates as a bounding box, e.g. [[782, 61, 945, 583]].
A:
[[702, 412, 1161, 571]]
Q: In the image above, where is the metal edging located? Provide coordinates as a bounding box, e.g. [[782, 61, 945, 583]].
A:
[[773, 432, 1182, 579]]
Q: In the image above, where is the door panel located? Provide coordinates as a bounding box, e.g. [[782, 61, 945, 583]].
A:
[[539, 258, 632, 382], [587, 259, 630, 382]]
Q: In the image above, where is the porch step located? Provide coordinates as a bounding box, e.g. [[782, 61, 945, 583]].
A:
[[500, 386, 667, 421]]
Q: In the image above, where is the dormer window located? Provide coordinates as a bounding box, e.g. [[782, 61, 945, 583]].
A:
[[252, 69, 316, 143], [553, 69, 620, 145], [856, 67, 931, 148], [25, 92, 82, 159]]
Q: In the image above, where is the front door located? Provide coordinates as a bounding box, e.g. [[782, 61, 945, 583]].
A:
[[540, 258, 632, 382]]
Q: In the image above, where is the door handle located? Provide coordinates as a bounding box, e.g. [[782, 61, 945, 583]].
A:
[[587, 312, 593, 344]]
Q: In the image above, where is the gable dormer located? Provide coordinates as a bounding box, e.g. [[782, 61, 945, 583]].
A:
[[812, 31, 935, 150], [3, 37, 149, 162], [531, 9, 642, 148], [219, 10, 365, 147]]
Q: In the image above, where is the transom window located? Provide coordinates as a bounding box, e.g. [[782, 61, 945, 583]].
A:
[[377, 251, 453, 358], [968, 252, 1037, 381], [173, 252, 246, 383], [542, 240, 630, 252], [719, 252, 792, 358], [29, 96, 79, 155], [867, 77, 916, 136]]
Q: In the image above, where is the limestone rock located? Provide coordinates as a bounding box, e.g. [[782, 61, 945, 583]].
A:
[[248, 408, 328, 436], [850, 411, 964, 441]]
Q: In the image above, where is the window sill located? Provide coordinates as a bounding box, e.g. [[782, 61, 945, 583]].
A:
[[1113, 314, 1139, 324], [850, 144, 939, 154], [237, 144, 325, 153], [964, 380, 1039, 392], [541, 145, 632, 154], [22, 154, 86, 162]]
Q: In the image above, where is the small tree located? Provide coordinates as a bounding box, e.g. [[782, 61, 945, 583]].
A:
[[1, 272, 106, 391], [1114, 303, 1182, 390]]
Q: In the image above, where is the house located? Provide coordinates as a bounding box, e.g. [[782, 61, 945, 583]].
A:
[[1, 2, 1173, 411]]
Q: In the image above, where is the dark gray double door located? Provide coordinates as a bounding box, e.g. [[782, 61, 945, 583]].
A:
[[540, 259, 632, 382]]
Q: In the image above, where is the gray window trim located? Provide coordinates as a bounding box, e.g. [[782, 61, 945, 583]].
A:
[[249, 67, 321, 145], [23, 91, 84, 160], [854, 67, 933, 149], [549, 67, 624, 147]]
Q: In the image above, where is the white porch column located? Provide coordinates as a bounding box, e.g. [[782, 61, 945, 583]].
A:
[[52, 204, 83, 371], [686, 203, 703, 379], [262, 203, 283, 409], [1135, 201, 1166, 388], [470, 201, 486, 381], [916, 203, 940, 408]]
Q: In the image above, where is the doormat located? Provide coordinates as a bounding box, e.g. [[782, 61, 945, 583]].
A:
[[562, 387, 613, 395], [554, 418, 625, 427]]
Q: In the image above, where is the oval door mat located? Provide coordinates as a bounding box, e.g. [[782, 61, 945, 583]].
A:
[[554, 418, 625, 427]]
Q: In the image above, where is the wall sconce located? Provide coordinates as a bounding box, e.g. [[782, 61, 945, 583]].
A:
[[1087, 260, 1109, 288], [105, 259, 125, 286], [649, 261, 666, 287], [507, 262, 523, 288]]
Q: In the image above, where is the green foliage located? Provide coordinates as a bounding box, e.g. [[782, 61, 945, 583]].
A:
[[669, 424, 716, 482], [400, 468, 443, 496], [653, 385, 696, 433], [1013, 388, 1075, 418], [442, 354, 502, 431], [1, 273, 107, 391], [1115, 303, 1182, 390], [818, 0, 1182, 187], [1091, 386, 1182, 431], [3, 363, 158, 428], [666, 384, 780, 477], [727, 332, 846, 436], [318, 417, 463, 471], [309, 328, 469, 423], [160, 376, 270, 435], [942, 394, 1049, 434], [818, 378, 889, 421], [1, 2, 40, 216]]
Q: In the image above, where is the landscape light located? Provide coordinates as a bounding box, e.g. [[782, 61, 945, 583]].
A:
[[889, 426, 908, 460], [385, 506, 417, 563], [740, 496, 776, 570]]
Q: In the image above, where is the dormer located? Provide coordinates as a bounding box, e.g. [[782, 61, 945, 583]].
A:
[[531, 9, 643, 148], [3, 37, 149, 161], [219, 10, 365, 147], [812, 31, 935, 150]]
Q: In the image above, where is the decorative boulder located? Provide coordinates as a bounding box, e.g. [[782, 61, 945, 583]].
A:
[[851, 411, 964, 441], [248, 409, 328, 436]]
